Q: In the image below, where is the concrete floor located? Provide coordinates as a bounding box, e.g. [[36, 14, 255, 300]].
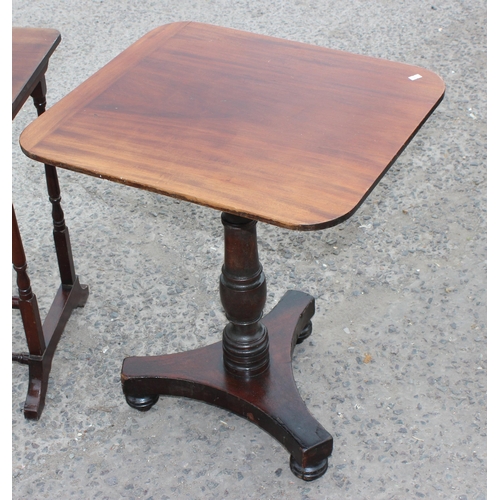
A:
[[11, 1, 486, 498]]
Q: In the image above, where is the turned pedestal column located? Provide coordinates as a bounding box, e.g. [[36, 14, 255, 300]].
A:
[[121, 213, 333, 480]]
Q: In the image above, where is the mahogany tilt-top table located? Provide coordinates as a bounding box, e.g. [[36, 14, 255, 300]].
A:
[[20, 22, 445, 479], [12, 27, 89, 420]]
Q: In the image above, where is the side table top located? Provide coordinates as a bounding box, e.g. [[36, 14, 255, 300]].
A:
[[12, 27, 61, 119], [20, 22, 444, 230]]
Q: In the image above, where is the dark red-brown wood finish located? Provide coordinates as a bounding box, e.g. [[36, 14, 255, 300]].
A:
[[12, 27, 89, 420], [12, 27, 60, 118], [19, 22, 444, 476], [123, 287, 332, 480], [20, 22, 445, 230]]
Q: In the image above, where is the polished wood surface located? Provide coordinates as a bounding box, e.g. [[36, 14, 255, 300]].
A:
[[18, 22, 444, 473], [12, 27, 61, 118], [122, 289, 332, 481], [20, 22, 445, 230], [12, 27, 89, 420], [122, 212, 334, 480]]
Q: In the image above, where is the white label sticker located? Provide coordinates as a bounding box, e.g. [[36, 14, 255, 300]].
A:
[[408, 74, 423, 81]]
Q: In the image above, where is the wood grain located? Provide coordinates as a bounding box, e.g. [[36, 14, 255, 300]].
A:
[[122, 290, 333, 480], [12, 27, 61, 118], [12, 27, 89, 420], [20, 22, 444, 230]]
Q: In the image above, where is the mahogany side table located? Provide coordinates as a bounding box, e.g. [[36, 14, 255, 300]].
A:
[[12, 27, 89, 420], [20, 22, 444, 477]]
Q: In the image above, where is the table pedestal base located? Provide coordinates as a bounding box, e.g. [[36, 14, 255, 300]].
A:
[[12, 279, 89, 419], [121, 290, 333, 481], [12, 204, 89, 420]]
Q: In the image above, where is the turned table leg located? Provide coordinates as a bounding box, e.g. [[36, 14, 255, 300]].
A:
[[31, 73, 79, 286], [12, 204, 89, 419], [219, 213, 270, 378], [30, 74, 47, 116], [12, 75, 89, 419], [44, 163, 79, 286], [12, 205, 45, 357], [122, 213, 333, 480]]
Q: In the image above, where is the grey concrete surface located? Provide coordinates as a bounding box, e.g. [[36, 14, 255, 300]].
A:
[[11, 1, 486, 498]]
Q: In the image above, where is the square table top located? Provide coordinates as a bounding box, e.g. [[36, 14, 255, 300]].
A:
[[12, 27, 61, 119], [20, 22, 444, 230]]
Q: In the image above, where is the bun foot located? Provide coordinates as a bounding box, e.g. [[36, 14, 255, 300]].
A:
[[290, 455, 329, 481], [125, 394, 159, 411], [296, 320, 312, 344], [121, 291, 333, 480]]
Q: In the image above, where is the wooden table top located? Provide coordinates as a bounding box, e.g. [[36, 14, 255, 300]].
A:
[[12, 27, 61, 119], [20, 22, 444, 230]]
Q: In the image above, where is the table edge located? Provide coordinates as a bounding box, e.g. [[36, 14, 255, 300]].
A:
[[12, 27, 62, 119], [18, 21, 446, 231]]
